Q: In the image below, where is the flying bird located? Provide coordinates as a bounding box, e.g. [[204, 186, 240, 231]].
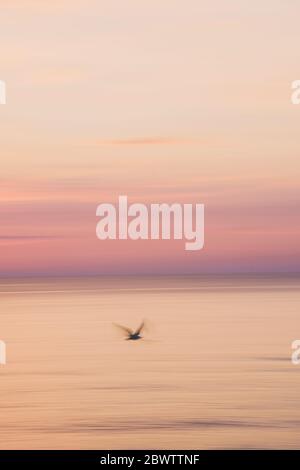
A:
[[113, 320, 145, 341]]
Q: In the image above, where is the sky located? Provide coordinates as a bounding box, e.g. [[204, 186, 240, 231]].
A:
[[0, 0, 300, 276]]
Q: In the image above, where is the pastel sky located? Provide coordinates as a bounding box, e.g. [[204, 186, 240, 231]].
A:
[[1, 0, 300, 276]]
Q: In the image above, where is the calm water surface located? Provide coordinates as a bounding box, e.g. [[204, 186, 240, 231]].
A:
[[0, 275, 300, 449]]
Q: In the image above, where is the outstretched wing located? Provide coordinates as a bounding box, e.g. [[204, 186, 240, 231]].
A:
[[113, 323, 133, 336], [134, 320, 145, 336]]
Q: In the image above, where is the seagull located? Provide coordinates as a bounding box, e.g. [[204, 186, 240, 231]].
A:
[[113, 320, 145, 341]]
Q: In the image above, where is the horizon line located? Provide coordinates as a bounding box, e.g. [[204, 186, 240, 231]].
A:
[[0, 271, 300, 281]]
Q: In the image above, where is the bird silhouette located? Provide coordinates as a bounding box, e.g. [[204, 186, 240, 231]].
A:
[[113, 320, 145, 340]]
